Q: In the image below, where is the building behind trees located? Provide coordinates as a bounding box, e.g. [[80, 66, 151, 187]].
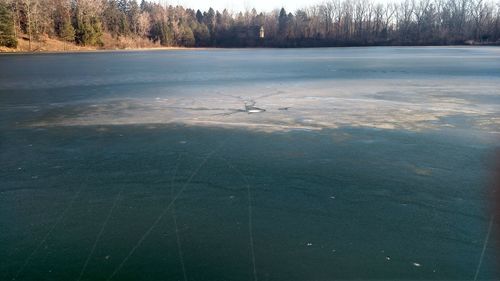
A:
[[0, 0, 499, 49]]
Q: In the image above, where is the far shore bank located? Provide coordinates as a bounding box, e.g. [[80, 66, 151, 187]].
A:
[[2, 45, 500, 55], [0, 46, 214, 54], [1, 38, 499, 55]]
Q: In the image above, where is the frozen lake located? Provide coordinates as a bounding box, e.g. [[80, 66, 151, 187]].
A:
[[1, 47, 499, 280]]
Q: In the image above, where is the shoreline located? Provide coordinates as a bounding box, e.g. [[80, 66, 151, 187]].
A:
[[0, 44, 500, 55], [0, 46, 214, 54], [1, 44, 499, 55]]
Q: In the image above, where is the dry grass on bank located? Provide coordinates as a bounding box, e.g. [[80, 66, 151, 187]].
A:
[[100, 33, 161, 49], [1, 35, 96, 52], [0, 33, 194, 53]]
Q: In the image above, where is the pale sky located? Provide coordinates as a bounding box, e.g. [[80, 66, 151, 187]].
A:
[[168, 0, 323, 12], [167, 0, 397, 13]]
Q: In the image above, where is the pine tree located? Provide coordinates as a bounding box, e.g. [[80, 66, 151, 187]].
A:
[[0, 1, 17, 48], [181, 24, 195, 46], [150, 20, 172, 46], [196, 10, 203, 23], [193, 23, 210, 46], [278, 8, 288, 35], [60, 18, 75, 42], [75, 14, 103, 46]]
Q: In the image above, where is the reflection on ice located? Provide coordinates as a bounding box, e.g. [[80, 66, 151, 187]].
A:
[[31, 79, 500, 134]]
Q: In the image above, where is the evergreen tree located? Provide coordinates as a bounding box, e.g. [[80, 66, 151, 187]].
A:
[[0, 1, 17, 48], [150, 20, 172, 46], [278, 8, 288, 36], [193, 22, 210, 46], [196, 10, 203, 23], [203, 7, 215, 32], [60, 17, 75, 42], [128, 0, 140, 34], [181, 24, 195, 46], [103, 0, 121, 36], [75, 13, 103, 46], [117, 0, 129, 35]]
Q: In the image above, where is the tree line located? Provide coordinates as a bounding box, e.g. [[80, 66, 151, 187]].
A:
[[1, 0, 499, 49]]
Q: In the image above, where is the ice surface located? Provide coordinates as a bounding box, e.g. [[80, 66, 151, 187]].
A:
[[30, 79, 500, 134], [1, 47, 499, 281]]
